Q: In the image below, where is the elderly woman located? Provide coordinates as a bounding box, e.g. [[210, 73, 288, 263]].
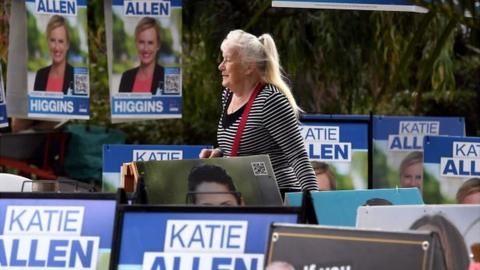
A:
[[34, 15, 73, 94], [119, 17, 164, 94], [200, 30, 319, 197]]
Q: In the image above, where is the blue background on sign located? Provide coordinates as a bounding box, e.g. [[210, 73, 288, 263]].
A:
[[102, 144, 211, 172], [0, 198, 116, 248], [373, 116, 465, 140], [424, 135, 480, 163], [118, 211, 298, 265]]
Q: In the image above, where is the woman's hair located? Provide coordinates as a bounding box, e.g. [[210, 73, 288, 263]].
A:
[[311, 161, 336, 190], [410, 215, 469, 270], [135, 17, 161, 45], [399, 151, 423, 175], [46, 15, 69, 43], [187, 164, 241, 204], [456, 177, 480, 203], [220, 29, 301, 116]]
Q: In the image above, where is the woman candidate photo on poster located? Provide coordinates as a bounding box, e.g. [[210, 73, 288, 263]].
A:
[[118, 17, 164, 94], [199, 30, 319, 197], [33, 15, 74, 95]]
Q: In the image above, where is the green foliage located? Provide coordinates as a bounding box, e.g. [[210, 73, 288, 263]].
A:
[[1, 0, 478, 148]]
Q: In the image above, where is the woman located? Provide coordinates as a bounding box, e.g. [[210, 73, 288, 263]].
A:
[[199, 30, 319, 196], [399, 151, 424, 190], [118, 17, 164, 94], [456, 177, 480, 204], [34, 15, 74, 94], [187, 164, 244, 206]]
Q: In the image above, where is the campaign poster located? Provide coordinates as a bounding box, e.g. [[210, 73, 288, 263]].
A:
[[132, 155, 283, 205], [266, 224, 436, 270], [300, 115, 370, 190], [0, 193, 117, 270], [111, 206, 299, 270], [110, 0, 182, 120], [285, 188, 423, 226], [357, 204, 480, 267], [423, 135, 480, 203], [26, 0, 90, 119], [0, 64, 7, 128], [102, 144, 211, 191], [372, 116, 465, 202], [271, 0, 428, 12]]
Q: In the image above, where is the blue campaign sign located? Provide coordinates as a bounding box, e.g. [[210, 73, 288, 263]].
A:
[[423, 135, 480, 202], [300, 114, 370, 189], [272, 0, 428, 12], [286, 189, 423, 226], [372, 116, 465, 192], [373, 116, 465, 142], [0, 65, 7, 128], [0, 104, 7, 128], [0, 193, 117, 270], [111, 206, 299, 270], [102, 144, 211, 191], [25, 0, 90, 120], [110, 0, 182, 121]]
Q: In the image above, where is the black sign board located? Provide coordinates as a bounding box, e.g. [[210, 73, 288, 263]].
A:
[[266, 224, 437, 270]]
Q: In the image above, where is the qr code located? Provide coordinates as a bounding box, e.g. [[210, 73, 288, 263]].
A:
[[251, 162, 268, 176], [74, 74, 89, 95], [164, 74, 180, 94]]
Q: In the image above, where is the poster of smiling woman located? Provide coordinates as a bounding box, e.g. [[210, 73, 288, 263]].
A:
[[7, 0, 90, 120], [107, 0, 182, 121]]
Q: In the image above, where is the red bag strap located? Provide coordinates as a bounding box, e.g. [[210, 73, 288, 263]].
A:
[[230, 82, 264, 156]]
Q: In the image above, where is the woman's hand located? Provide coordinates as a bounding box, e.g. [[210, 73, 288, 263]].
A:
[[199, 148, 223, 158]]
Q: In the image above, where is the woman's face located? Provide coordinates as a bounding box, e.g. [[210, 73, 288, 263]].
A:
[[136, 27, 159, 67], [218, 47, 248, 91], [48, 26, 69, 65], [400, 162, 424, 190], [194, 182, 239, 206]]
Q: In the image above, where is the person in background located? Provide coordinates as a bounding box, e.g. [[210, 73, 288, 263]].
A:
[[187, 163, 244, 206], [311, 161, 336, 191], [456, 177, 480, 204], [119, 17, 164, 94], [399, 151, 424, 190], [199, 29, 319, 197], [34, 15, 73, 94]]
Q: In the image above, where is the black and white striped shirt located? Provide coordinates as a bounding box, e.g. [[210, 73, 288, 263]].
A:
[[217, 83, 319, 191]]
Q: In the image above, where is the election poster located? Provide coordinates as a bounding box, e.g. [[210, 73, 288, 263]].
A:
[[23, 0, 90, 119], [266, 224, 437, 270], [0, 192, 118, 270], [285, 188, 423, 226], [108, 0, 182, 120], [300, 115, 371, 190], [423, 135, 480, 203], [110, 206, 299, 270], [102, 144, 211, 192], [0, 64, 7, 128], [271, 0, 428, 12], [357, 204, 480, 267], [372, 116, 465, 202], [130, 155, 283, 205]]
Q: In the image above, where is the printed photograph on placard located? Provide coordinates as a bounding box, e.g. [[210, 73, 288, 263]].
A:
[[423, 135, 480, 203], [25, 0, 90, 119], [129, 155, 282, 206], [110, 0, 182, 119]]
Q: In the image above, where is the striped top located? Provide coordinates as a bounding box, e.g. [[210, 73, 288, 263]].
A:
[[217, 83, 319, 191]]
